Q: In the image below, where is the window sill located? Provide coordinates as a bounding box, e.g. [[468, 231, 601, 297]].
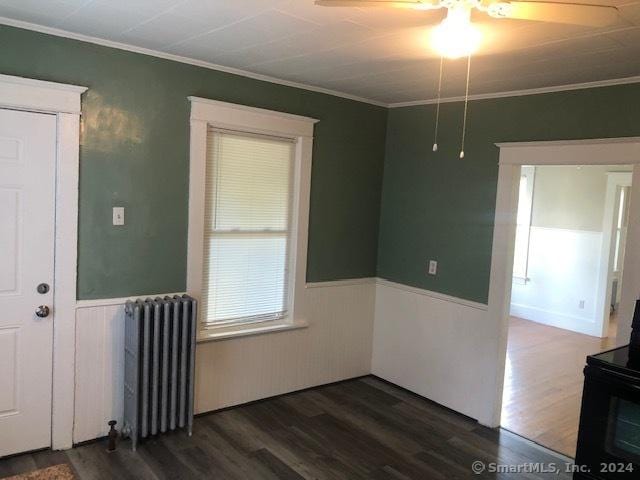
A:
[[196, 318, 308, 343]]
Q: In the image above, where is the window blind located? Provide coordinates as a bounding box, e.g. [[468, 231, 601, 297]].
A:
[[202, 128, 295, 327]]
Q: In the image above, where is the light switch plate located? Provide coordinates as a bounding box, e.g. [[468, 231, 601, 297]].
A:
[[428, 260, 438, 276], [112, 207, 125, 226]]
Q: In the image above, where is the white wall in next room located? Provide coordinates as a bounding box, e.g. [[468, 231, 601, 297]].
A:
[[510, 226, 603, 336], [510, 165, 627, 336]]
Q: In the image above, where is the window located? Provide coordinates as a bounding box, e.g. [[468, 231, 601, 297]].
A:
[[513, 166, 535, 282], [187, 97, 316, 339], [202, 130, 294, 327]]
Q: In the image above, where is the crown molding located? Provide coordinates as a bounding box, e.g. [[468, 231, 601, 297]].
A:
[[0, 16, 388, 108], [388, 75, 640, 108], [3, 15, 640, 110]]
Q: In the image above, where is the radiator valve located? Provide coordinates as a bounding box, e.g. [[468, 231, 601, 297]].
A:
[[107, 420, 118, 452]]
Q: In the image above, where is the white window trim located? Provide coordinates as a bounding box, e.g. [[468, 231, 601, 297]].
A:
[[187, 97, 318, 342], [0, 74, 87, 450]]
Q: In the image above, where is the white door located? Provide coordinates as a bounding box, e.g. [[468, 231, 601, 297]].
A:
[[0, 108, 57, 457]]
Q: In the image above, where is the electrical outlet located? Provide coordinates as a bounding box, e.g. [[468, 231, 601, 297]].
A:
[[112, 207, 125, 226], [579, 300, 585, 309], [428, 260, 438, 276]]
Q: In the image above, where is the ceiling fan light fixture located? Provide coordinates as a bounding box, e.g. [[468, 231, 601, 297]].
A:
[[431, 7, 482, 59]]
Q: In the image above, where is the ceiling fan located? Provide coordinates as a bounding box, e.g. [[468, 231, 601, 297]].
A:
[[316, 0, 619, 158], [315, 0, 619, 58]]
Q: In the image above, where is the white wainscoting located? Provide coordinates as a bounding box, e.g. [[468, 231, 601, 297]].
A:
[[72, 279, 375, 444], [371, 279, 490, 423], [74, 301, 126, 443]]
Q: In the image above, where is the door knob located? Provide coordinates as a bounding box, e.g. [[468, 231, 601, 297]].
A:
[[35, 305, 50, 318]]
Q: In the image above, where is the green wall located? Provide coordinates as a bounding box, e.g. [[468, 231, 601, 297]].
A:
[[4, 24, 639, 304], [0, 25, 387, 299], [378, 83, 640, 304]]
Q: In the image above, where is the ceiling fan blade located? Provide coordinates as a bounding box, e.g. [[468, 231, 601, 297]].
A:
[[315, 0, 441, 10], [504, 1, 619, 27]]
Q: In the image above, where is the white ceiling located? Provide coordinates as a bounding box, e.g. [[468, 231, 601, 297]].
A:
[[1, 0, 640, 104]]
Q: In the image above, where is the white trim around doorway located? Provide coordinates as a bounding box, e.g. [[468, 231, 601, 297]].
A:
[[481, 137, 640, 428], [595, 172, 633, 338], [0, 74, 87, 450]]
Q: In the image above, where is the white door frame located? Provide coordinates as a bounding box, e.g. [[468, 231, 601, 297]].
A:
[[0, 74, 87, 450], [482, 137, 640, 428], [596, 172, 633, 337]]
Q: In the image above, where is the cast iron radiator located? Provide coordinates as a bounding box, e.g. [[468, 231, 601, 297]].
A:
[[123, 295, 197, 451]]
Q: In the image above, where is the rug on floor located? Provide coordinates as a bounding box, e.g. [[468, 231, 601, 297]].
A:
[[2, 464, 74, 480]]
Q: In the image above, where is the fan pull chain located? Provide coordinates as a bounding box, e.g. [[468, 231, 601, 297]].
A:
[[432, 56, 444, 153], [460, 54, 472, 160]]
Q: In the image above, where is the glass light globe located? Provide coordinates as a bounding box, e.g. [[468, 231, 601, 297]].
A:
[[432, 7, 482, 59]]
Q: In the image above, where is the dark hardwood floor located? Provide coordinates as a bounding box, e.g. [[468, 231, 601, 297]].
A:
[[1, 377, 574, 479]]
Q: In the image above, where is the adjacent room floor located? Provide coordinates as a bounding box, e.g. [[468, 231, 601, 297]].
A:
[[501, 315, 618, 458], [1, 377, 572, 480]]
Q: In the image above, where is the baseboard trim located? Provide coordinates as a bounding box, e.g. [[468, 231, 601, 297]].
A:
[[510, 303, 600, 337]]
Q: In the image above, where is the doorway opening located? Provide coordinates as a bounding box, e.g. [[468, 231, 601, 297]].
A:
[[500, 164, 632, 457]]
